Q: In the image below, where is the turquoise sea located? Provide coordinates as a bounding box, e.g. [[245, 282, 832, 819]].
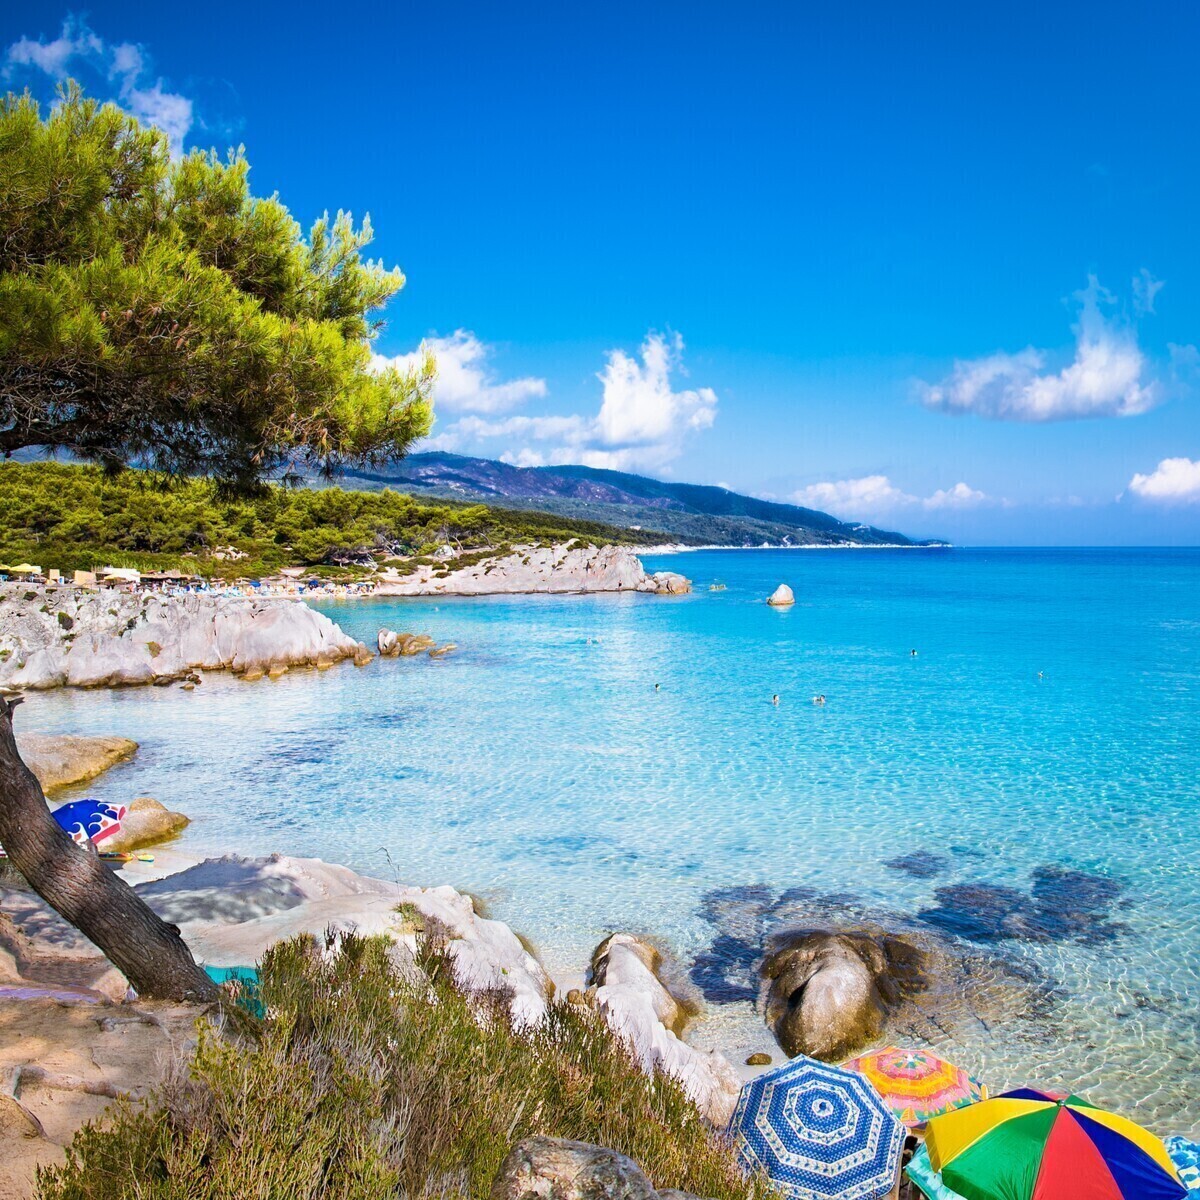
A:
[[25, 548, 1200, 1133]]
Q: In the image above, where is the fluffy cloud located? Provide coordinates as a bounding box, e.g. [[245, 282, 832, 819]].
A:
[[5, 18, 193, 151], [924, 482, 988, 509], [792, 476, 992, 518], [793, 475, 914, 513], [1128, 458, 1200, 504], [921, 276, 1158, 421], [416, 330, 717, 473], [593, 332, 717, 449], [374, 331, 546, 415]]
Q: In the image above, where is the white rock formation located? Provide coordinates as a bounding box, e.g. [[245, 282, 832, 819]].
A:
[[766, 583, 795, 606], [589, 933, 740, 1127], [134, 855, 553, 1026], [375, 543, 690, 597], [0, 591, 370, 690]]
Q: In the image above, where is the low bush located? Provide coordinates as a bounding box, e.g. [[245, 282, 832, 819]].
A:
[[37, 931, 755, 1200]]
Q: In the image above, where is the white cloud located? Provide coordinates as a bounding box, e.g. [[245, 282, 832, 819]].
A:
[[414, 330, 717, 474], [924, 481, 988, 509], [594, 331, 717, 448], [4, 18, 193, 152], [921, 276, 1158, 421], [1132, 269, 1164, 316], [793, 476, 915, 513], [792, 476, 993, 519], [1128, 458, 1200, 504], [374, 331, 546, 415]]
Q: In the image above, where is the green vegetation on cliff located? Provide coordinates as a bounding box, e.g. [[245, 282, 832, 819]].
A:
[[0, 460, 656, 577], [38, 932, 755, 1200]]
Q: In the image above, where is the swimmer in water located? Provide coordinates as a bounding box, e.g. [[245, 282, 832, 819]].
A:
[[812, 694, 826, 705], [910, 649, 918, 657], [772, 694, 780, 705], [654, 683, 660, 692]]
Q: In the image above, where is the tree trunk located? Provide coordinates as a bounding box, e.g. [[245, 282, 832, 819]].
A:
[[0, 697, 219, 1003]]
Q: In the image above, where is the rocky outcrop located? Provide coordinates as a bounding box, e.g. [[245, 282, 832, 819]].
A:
[[588, 934, 739, 1127], [375, 543, 690, 597], [0, 854, 552, 1028], [377, 630, 436, 657], [103, 798, 189, 852], [492, 1137, 712, 1200], [766, 584, 794, 607], [0, 591, 370, 690], [13, 734, 137, 795], [761, 929, 927, 1060], [646, 571, 691, 595]]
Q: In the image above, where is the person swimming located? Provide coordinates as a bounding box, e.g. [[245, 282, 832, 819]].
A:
[[772, 694, 780, 705], [910, 649, 918, 656], [812, 694, 826, 705], [654, 683, 660, 692]]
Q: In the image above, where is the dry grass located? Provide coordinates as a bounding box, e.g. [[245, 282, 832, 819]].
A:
[[37, 931, 756, 1200]]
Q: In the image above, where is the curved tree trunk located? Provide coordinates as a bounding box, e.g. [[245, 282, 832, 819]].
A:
[[0, 697, 219, 1002]]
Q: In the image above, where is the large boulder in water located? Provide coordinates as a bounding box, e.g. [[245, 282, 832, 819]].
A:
[[104, 797, 189, 852], [14, 734, 138, 795], [766, 584, 795, 607], [762, 929, 927, 1060]]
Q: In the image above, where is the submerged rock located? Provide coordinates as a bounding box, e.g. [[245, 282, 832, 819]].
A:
[[762, 929, 928, 1060], [766, 584, 794, 606], [917, 866, 1128, 946], [691, 883, 1058, 1061]]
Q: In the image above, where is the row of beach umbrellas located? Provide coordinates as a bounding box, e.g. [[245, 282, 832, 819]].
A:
[[728, 1046, 1192, 1200]]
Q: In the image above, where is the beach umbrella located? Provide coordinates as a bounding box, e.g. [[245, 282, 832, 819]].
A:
[[50, 800, 128, 848], [728, 1055, 906, 1200], [925, 1088, 1186, 1200], [843, 1045, 986, 1128]]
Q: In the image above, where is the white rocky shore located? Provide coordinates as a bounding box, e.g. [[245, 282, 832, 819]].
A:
[[0, 590, 371, 691], [376, 543, 690, 597]]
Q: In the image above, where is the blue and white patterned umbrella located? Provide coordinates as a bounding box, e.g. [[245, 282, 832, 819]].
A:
[[729, 1055, 906, 1200]]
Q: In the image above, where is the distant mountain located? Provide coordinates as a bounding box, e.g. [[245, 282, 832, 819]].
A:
[[338, 453, 939, 547]]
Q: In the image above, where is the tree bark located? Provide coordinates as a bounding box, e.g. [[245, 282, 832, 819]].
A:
[[0, 697, 219, 1002]]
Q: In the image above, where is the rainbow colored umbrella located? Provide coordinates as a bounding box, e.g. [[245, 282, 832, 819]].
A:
[[925, 1088, 1186, 1200], [843, 1046, 986, 1128]]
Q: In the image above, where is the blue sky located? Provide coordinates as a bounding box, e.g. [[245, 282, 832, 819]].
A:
[[5, 2, 1200, 544]]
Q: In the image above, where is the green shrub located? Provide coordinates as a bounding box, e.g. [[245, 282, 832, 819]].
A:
[[37, 932, 755, 1200], [0, 461, 657, 580]]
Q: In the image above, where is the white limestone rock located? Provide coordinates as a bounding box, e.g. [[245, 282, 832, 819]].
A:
[[0, 591, 369, 690], [134, 854, 552, 1026], [375, 543, 687, 597], [767, 583, 795, 606], [589, 933, 740, 1127]]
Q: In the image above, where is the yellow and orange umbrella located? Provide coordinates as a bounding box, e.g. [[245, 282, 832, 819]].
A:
[[843, 1046, 986, 1128]]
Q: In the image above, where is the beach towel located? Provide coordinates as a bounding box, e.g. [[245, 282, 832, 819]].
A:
[[905, 1145, 967, 1200], [1167, 1137, 1200, 1193]]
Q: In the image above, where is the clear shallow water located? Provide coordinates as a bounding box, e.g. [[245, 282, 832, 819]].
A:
[[24, 548, 1200, 1134]]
